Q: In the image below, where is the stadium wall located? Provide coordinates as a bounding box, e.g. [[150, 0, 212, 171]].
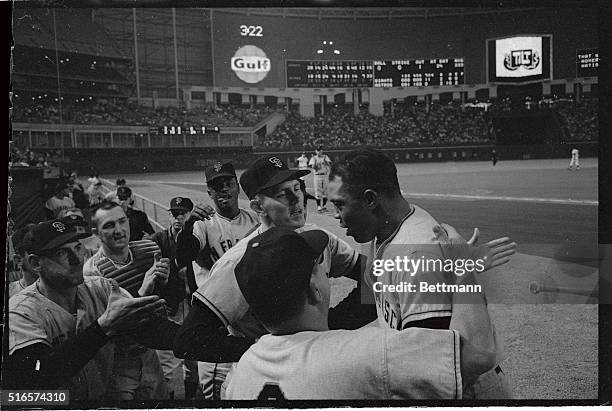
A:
[[51, 141, 597, 174]]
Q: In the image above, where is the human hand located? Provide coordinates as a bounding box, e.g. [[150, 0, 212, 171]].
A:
[[98, 281, 167, 337], [434, 223, 517, 272]]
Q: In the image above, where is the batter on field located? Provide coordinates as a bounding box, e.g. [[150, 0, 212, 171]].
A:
[[308, 145, 332, 212]]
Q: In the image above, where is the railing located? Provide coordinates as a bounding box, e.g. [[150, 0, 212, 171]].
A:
[[99, 178, 166, 232]]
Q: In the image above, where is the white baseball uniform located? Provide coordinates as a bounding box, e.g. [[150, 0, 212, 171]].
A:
[[191, 209, 260, 288], [9, 276, 117, 400], [189, 208, 259, 400], [223, 327, 462, 399], [308, 154, 332, 199], [44, 196, 75, 219], [569, 148, 580, 169], [193, 223, 358, 339], [8, 280, 26, 299], [297, 155, 309, 170], [364, 203, 511, 398]]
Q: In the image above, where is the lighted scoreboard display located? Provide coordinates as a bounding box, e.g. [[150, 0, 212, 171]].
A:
[[373, 58, 465, 87], [576, 48, 598, 77], [286, 60, 374, 88]]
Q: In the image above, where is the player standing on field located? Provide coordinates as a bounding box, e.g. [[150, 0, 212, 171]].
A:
[[328, 148, 517, 399], [175, 162, 259, 400], [568, 147, 580, 170], [308, 145, 332, 212], [297, 151, 309, 171]]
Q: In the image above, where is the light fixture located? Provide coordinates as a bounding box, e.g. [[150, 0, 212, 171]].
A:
[[333, 50, 340, 55], [317, 50, 323, 54]]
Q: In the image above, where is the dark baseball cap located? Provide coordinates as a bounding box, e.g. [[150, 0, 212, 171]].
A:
[[240, 156, 310, 199], [235, 227, 328, 313], [169, 196, 194, 213], [23, 220, 90, 254], [60, 214, 91, 236], [205, 162, 237, 184], [117, 186, 132, 200]]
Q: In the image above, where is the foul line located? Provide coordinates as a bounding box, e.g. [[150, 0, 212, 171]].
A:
[[403, 192, 598, 206]]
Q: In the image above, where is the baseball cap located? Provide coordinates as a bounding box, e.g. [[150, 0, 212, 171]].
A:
[[169, 196, 194, 213], [235, 227, 329, 313], [23, 220, 90, 254], [240, 156, 311, 199], [117, 186, 132, 201], [205, 162, 236, 184], [60, 214, 91, 236]]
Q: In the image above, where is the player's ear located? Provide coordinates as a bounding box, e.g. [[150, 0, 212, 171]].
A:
[[363, 189, 379, 209], [250, 198, 264, 216], [26, 254, 43, 275]]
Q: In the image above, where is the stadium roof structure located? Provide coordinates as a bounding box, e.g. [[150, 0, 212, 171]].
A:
[[12, 8, 129, 60], [213, 7, 543, 19]]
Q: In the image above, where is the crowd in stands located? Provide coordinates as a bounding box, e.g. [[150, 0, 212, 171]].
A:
[[13, 99, 277, 128], [10, 144, 62, 167], [554, 97, 598, 142], [262, 102, 492, 149]]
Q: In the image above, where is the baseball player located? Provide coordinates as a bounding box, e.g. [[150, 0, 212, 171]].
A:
[[105, 178, 128, 203], [173, 156, 377, 393], [5, 220, 179, 400], [7, 224, 38, 298], [327, 148, 517, 399], [569, 147, 580, 170], [175, 162, 258, 400], [296, 152, 309, 171], [308, 145, 332, 212], [150, 196, 200, 400], [83, 201, 177, 400], [45, 180, 75, 219], [222, 226, 498, 399]]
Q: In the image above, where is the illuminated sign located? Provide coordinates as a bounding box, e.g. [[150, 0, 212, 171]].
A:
[[231, 45, 271, 84], [495, 36, 543, 78]]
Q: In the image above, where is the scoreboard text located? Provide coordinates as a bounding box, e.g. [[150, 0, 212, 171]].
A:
[[373, 58, 464, 87], [576, 48, 598, 78], [286, 58, 464, 88], [286, 60, 373, 88]]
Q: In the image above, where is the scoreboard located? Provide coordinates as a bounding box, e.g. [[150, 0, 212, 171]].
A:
[[373, 58, 465, 87], [286, 58, 464, 88], [286, 60, 374, 88], [576, 48, 598, 77]]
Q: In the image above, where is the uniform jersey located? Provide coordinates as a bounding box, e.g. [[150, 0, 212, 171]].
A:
[[8, 280, 26, 299], [8, 276, 117, 400], [223, 327, 462, 400], [191, 209, 260, 288], [297, 155, 309, 170], [364, 204, 453, 329], [193, 223, 359, 339], [308, 154, 332, 175], [571, 148, 579, 157], [45, 196, 76, 219]]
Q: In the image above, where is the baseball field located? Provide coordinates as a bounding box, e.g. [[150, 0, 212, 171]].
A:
[[109, 157, 599, 399]]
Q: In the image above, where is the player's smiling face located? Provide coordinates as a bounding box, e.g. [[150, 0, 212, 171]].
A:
[[328, 176, 378, 243], [95, 206, 130, 252], [259, 179, 305, 229], [208, 176, 239, 214]]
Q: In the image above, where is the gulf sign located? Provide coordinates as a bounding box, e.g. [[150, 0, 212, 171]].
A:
[[231, 45, 271, 84]]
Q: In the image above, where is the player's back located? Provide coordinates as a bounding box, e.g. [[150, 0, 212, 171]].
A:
[[223, 326, 461, 399]]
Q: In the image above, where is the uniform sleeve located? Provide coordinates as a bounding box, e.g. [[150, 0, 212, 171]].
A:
[[192, 255, 250, 326], [82, 255, 102, 277], [9, 310, 52, 354], [191, 220, 208, 250], [385, 328, 462, 399], [325, 230, 359, 278]]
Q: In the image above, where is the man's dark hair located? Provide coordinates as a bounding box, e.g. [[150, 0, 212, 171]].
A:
[[329, 148, 402, 198]]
